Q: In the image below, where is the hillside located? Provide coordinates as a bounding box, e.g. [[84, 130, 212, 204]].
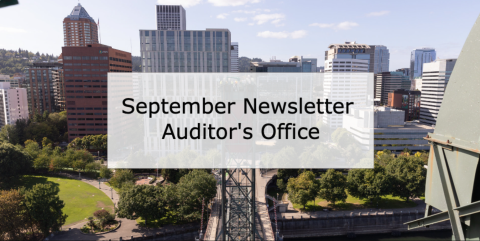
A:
[[0, 48, 58, 76]]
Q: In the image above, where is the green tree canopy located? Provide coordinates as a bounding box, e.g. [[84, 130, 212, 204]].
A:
[[0, 142, 32, 187], [287, 171, 320, 209], [176, 169, 217, 221], [116, 185, 165, 224], [385, 156, 426, 201], [21, 183, 67, 237], [347, 162, 391, 201], [318, 169, 348, 207], [109, 169, 136, 189]]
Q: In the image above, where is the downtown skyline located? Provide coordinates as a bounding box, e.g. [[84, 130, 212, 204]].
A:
[[0, 0, 479, 70]]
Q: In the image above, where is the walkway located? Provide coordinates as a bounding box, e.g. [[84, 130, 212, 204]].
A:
[[255, 169, 276, 241]]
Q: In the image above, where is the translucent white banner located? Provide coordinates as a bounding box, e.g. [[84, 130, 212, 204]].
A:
[[108, 73, 374, 169]]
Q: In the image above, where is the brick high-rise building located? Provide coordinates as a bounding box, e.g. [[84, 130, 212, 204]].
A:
[[63, 3, 99, 47], [61, 44, 131, 141]]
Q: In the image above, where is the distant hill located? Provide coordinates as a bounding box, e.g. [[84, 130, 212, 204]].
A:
[[0, 48, 58, 76], [239, 56, 263, 72]]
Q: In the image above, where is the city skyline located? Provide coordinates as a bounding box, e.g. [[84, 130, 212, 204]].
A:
[[0, 0, 479, 70]]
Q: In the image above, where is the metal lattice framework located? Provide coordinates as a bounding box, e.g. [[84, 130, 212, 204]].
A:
[[218, 167, 262, 241], [405, 14, 480, 240]]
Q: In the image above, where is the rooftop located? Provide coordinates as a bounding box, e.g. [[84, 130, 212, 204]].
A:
[[65, 3, 95, 23]]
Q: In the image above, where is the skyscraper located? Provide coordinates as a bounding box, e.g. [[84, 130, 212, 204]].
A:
[[324, 42, 389, 73], [140, 29, 231, 73], [410, 48, 436, 80], [156, 5, 186, 30], [231, 42, 239, 72], [0, 82, 28, 127], [63, 4, 99, 47], [419, 58, 456, 126], [374, 72, 410, 104], [61, 44, 132, 141], [24, 62, 64, 114]]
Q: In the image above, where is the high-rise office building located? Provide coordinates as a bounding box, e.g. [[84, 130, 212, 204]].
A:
[[324, 59, 369, 72], [410, 48, 436, 80], [231, 42, 239, 72], [419, 59, 456, 126], [156, 5, 186, 30], [387, 89, 421, 121], [61, 44, 132, 141], [63, 4, 99, 47], [24, 62, 64, 114], [324, 42, 389, 73], [374, 72, 410, 104], [140, 29, 231, 72], [0, 82, 28, 127]]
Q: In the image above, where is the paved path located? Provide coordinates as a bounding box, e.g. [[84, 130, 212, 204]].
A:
[[255, 169, 276, 241], [50, 175, 192, 241]]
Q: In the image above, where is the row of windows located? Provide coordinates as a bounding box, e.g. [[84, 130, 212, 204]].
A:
[[65, 74, 108, 77], [67, 107, 107, 110], [69, 123, 107, 126], [64, 63, 108, 66], [69, 128, 107, 131], [110, 57, 131, 63], [65, 80, 106, 83], [68, 118, 107, 121], [65, 85, 107, 87], [64, 69, 109, 72], [66, 90, 107, 93], [67, 113, 106, 115], [66, 96, 107, 99], [64, 56, 109, 60]]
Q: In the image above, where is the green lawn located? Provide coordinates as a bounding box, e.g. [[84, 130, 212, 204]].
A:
[[19, 175, 114, 225], [291, 192, 420, 212]]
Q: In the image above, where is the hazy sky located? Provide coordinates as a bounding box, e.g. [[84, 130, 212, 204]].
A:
[[1, 0, 479, 70]]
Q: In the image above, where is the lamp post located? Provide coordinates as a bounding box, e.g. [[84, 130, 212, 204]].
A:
[[110, 187, 113, 199]]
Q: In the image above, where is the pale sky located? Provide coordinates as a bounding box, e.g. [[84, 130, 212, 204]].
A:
[[1, 0, 479, 70]]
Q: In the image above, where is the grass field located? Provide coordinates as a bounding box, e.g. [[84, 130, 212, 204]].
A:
[[20, 175, 114, 225], [288, 191, 420, 212]]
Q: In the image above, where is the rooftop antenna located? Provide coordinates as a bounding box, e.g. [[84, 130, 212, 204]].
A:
[[98, 18, 101, 44]]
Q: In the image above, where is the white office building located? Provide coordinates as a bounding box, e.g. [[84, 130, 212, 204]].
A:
[[0, 82, 29, 127], [419, 59, 456, 126], [156, 5, 186, 30], [324, 59, 369, 72], [324, 42, 389, 73], [140, 28, 231, 73], [231, 42, 239, 72]]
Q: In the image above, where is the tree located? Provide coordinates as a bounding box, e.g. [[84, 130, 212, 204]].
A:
[[176, 169, 216, 221], [0, 124, 19, 144], [347, 162, 391, 202], [276, 168, 303, 191], [318, 169, 347, 207], [42, 137, 53, 148], [0, 190, 31, 240], [22, 183, 67, 237], [287, 171, 320, 210], [386, 156, 426, 202], [93, 209, 114, 229], [0, 142, 32, 187], [99, 166, 113, 179], [116, 185, 164, 225], [109, 169, 135, 189], [85, 162, 101, 173]]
